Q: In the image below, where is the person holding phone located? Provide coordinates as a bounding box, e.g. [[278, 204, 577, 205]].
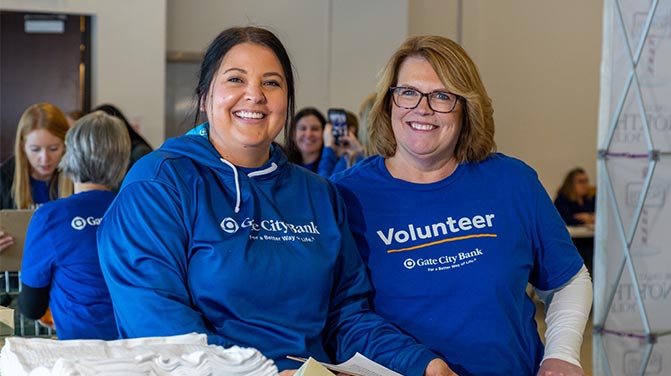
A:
[[319, 109, 365, 178], [97, 26, 453, 375], [331, 35, 592, 375]]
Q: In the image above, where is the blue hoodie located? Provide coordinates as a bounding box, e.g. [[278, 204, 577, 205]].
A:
[[97, 123, 438, 374]]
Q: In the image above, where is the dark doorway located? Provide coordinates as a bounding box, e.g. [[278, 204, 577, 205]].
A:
[[0, 11, 91, 163]]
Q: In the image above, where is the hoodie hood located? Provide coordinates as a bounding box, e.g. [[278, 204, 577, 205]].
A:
[[159, 122, 287, 212]]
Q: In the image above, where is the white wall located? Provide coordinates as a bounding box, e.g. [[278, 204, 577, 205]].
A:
[[166, 0, 407, 130], [0, 0, 166, 150], [168, 0, 329, 118], [410, 0, 603, 196], [328, 0, 407, 113], [409, 0, 461, 41], [461, 1, 603, 195]]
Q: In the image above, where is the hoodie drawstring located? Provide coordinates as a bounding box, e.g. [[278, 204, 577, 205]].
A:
[[219, 158, 279, 214], [220, 158, 241, 213], [248, 163, 278, 177]]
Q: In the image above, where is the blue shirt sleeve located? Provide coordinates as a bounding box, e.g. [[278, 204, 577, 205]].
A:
[[317, 147, 338, 178], [21, 207, 55, 288], [531, 181, 584, 290], [97, 180, 232, 347]]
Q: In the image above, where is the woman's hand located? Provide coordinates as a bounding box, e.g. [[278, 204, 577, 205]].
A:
[[323, 123, 337, 149], [425, 358, 458, 376], [537, 358, 584, 376], [573, 212, 595, 225], [324, 123, 361, 158], [339, 129, 364, 156], [279, 370, 296, 376], [0, 231, 14, 253]]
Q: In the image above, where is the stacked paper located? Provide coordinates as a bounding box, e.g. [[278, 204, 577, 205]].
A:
[[0, 333, 278, 376]]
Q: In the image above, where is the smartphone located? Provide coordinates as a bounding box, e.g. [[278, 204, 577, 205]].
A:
[[328, 108, 348, 145]]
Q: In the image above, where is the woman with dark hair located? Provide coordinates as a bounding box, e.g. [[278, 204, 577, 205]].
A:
[[554, 167, 595, 226], [97, 26, 451, 375], [284, 107, 326, 172], [555, 167, 595, 274], [92, 103, 153, 169]]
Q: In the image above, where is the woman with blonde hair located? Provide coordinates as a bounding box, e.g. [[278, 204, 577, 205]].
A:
[[332, 35, 592, 375], [0, 103, 73, 252], [358, 93, 376, 154]]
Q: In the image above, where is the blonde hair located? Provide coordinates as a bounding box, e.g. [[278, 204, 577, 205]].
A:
[[12, 103, 73, 209], [368, 35, 496, 162], [358, 93, 376, 155]]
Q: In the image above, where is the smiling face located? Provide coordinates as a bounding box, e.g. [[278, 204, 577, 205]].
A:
[[23, 129, 65, 181], [390, 55, 463, 169], [294, 114, 324, 159], [204, 42, 288, 167]]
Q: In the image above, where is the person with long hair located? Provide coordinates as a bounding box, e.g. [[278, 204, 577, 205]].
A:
[[332, 35, 592, 375], [284, 107, 326, 172], [96, 26, 451, 375], [0, 103, 73, 252], [19, 111, 130, 339], [555, 167, 595, 226]]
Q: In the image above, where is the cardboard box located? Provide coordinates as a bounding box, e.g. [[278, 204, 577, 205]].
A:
[[0, 306, 14, 337]]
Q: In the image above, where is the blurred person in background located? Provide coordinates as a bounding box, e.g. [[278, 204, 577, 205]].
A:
[[1, 102, 73, 252], [319, 110, 365, 178], [554, 167, 595, 226], [19, 111, 130, 339], [92, 103, 153, 170], [555, 167, 596, 273], [284, 107, 326, 172]]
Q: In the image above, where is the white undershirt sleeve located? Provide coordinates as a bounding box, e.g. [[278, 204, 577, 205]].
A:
[[534, 265, 593, 367]]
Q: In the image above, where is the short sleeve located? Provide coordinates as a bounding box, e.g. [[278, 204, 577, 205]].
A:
[[20, 208, 56, 288]]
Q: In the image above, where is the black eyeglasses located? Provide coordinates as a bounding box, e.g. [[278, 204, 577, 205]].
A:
[[389, 86, 461, 113]]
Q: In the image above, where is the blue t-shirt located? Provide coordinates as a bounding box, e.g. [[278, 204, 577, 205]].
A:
[[29, 177, 51, 205], [21, 190, 118, 340], [332, 154, 584, 376]]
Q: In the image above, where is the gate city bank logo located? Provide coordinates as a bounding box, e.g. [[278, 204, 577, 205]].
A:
[[71, 216, 102, 230], [220, 217, 239, 233], [220, 217, 320, 235], [403, 258, 416, 269]]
